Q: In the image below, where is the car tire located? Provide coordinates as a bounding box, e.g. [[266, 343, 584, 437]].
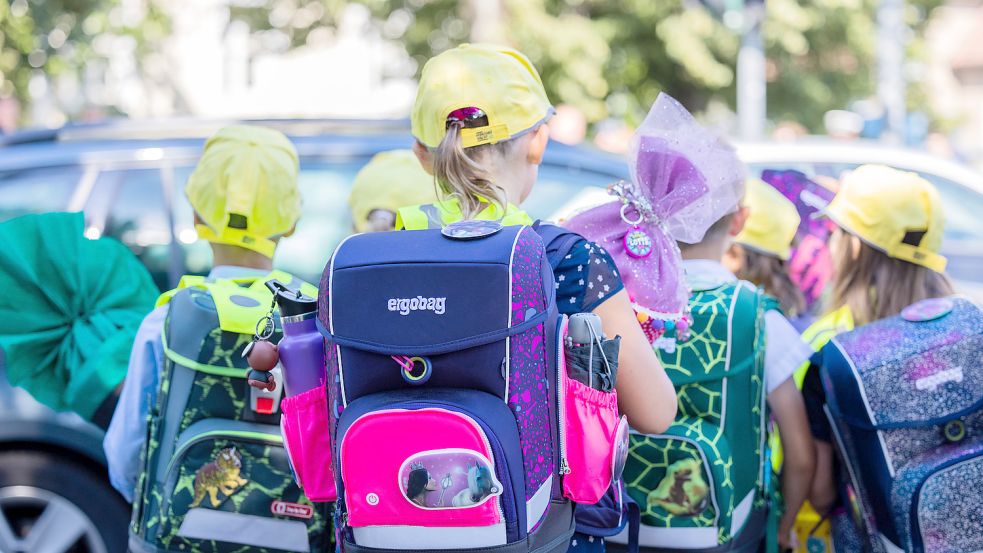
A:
[[0, 450, 129, 553]]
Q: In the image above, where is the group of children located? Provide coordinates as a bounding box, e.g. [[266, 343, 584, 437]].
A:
[[103, 42, 975, 553]]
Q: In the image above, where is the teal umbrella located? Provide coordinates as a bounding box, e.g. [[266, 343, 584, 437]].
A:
[[0, 212, 159, 420]]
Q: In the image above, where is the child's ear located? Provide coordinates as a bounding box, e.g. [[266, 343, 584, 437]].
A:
[[412, 141, 435, 175], [526, 124, 551, 165], [728, 206, 750, 237]]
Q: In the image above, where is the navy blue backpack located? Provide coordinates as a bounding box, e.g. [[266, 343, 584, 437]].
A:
[[317, 223, 575, 553]]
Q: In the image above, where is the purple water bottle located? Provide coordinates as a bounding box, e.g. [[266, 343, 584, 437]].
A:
[[266, 280, 325, 397]]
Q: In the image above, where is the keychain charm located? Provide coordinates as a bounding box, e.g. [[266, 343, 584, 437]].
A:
[[245, 301, 279, 391], [621, 203, 653, 259]]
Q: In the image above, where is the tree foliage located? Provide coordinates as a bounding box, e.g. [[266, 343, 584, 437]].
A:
[[0, 0, 168, 123], [10, 0, 943, 131], [344, 0, 943, 131]]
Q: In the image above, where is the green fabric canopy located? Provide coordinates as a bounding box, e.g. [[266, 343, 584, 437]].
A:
[[0, 212, 158, 420]]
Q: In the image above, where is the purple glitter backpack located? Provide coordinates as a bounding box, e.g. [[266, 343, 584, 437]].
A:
[[820, 296, 983, 553]]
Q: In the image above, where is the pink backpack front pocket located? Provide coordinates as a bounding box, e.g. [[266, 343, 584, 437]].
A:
[[340, 408, 505, 529], [558, 317, 626, 504], [280, 384, 337, 502]]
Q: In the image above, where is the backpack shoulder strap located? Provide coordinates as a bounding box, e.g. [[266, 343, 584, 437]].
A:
[[533, 221, 583, 269], [725, 281, 766, 377]]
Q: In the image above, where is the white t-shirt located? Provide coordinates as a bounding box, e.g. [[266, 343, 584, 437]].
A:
[[681, 259, 813, 394]]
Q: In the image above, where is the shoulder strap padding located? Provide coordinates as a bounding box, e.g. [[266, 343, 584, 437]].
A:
[[159, 270, 317, 335]]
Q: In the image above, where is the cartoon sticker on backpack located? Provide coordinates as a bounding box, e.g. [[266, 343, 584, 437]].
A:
[[190, 447, 249, 508], [399, 449, 502, 510], [647, 458, 709, 516]]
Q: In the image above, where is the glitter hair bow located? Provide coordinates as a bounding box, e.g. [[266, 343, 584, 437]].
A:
[[565, 93, 746, 317]]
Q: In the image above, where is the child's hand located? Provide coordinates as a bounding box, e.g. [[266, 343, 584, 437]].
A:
[[777, 519, 798, 551]]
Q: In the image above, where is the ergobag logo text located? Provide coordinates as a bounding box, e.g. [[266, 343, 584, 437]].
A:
[[387, 296, 447, 315]]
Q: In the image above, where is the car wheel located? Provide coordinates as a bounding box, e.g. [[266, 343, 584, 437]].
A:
[[0, 450, 129, 553]]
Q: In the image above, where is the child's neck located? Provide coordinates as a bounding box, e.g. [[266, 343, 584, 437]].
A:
[[210, 244, 274, 271], [679, 240, 728, 263]]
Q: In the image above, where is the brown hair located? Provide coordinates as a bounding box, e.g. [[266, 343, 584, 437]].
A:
[[736, 247, 807, 317], [432, 118, 520, 220], [830, 228, 954, 326]]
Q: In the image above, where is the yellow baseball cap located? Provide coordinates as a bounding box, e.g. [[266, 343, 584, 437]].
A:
[[412, 43, 554, 149], [348, 150, 440, 232], [736, 178, 800, 260], [824, 164, 947, 273], [185, 125, 301, 258]]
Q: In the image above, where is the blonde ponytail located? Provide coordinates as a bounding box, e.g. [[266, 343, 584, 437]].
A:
[[432, 122, 510, 220]]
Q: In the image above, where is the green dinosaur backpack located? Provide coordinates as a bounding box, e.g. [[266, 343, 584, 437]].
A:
[[129, 271, 332, 553], [622, 280, 770, 552]]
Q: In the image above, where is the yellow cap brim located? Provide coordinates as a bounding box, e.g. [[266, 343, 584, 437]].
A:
[[825, 211, 947, 273], [195, 224, 277, 259]]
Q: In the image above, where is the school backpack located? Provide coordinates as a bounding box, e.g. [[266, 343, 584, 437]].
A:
[[819, 296, 983, 553], [317, 223, 576, 553], [129, 272, 332, 553], [613, 279, 770, 552]]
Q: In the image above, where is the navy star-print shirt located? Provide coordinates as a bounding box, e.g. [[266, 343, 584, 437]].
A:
[[552, 239, 625, 315]]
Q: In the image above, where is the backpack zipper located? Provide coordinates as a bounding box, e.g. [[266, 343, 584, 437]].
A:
[[557, 315, 570, 475]]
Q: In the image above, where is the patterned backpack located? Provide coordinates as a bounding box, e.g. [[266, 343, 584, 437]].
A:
[[318, 223, 576, 553], [819, 296, 983, 553], [614, 279, 770, 552], [129, 272, 331, 553]]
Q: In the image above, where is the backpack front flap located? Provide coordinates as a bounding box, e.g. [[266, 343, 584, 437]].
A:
[[320, 225, 553, 405], [822, 296, 983, 550], [319, 225, 570, 552], [624, 281, 767, 548], [135, 273, 331, 552]]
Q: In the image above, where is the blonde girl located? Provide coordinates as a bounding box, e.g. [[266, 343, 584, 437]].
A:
[[398, 43, 677, 435]]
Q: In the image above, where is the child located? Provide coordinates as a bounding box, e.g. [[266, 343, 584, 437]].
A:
[[800, 165, 953, 549], [567, 95, 814, 552], [104, 125, 304, 500], [724, 178, 808, 319], [398, 43, 678, 435], [348, 149, 439, 233]]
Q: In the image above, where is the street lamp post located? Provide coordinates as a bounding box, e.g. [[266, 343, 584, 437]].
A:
[[877, 0, 907, 142], [737, 0, 766, 140]]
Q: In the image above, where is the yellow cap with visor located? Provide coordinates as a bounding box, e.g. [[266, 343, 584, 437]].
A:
[[185, 125, 301, 258], [823, 164, 947, 273], [736, 178, 801, 260], [412, 43, 554, 149]]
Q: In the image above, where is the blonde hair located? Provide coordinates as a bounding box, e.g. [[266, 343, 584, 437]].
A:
[[736, 247, 807, 317], [830, 228, 954, 326], [432, 120, 521, 220]]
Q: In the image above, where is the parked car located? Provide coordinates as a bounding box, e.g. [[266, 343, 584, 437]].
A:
[[0, 118, 627, 553]]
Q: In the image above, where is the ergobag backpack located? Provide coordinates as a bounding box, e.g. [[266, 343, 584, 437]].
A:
[[130, 272, 331, 553], [614, 280, 769, 552], [819, 296, 983, 553], [318, 224, 575, 553]]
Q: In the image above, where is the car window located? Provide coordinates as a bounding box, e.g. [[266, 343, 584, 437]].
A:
[[0, 166, 81, 221], [918, 174, 983, 245], [274, 161, 362, 284], [85, 168, 172, 291], [524, 164, 622, 221]]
